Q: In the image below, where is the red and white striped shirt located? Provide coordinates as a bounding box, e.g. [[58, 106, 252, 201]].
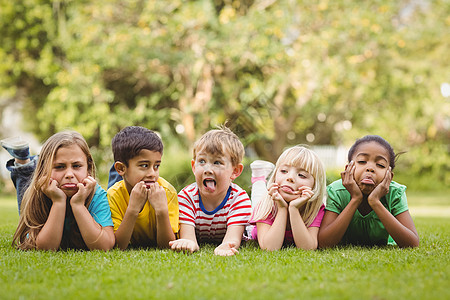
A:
[[178, 182, 252, 243]]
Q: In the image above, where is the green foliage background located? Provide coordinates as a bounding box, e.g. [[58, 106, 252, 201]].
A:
[[0, 0, 449, 192], [1, 192, 449, 300]]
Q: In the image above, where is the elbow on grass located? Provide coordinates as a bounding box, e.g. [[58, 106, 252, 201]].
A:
[[297, 245, 318, 251], [259, 243, 281, 251], [399, 238, 420, 249]]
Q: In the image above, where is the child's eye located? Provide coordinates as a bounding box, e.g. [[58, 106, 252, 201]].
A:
[[280, 169, 287, 174], [154, 164, 160, 170], [214, 161, 222, 165], [377, 164, 386, 168], [54, 165, 64, 170], [199, 159, 205, 164], [357, 160, 366, 165], [140, 163, 149, 168], [298, 173, 307, 178]]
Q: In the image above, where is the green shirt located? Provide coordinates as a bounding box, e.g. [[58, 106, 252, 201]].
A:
[[326, 179, 409, 246]]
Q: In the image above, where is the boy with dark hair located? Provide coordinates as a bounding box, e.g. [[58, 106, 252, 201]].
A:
[[107, 126, 178, 249]]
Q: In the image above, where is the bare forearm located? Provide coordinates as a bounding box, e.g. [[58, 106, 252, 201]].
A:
[[259, 209, 288, 251], [371, 203, 419, 248], [114, 208, 140, 250], [170, 224, 199, 253], [289, 207, 317, 250], [318, 200, 360, 248], [214, 225, 245, 256], [221, 227, 244, 249], [36, 202, 66, 251], [155, 210, 175, 248], [71, 204, 115, 250]]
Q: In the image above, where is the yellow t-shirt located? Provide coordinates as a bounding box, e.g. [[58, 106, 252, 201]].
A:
[[107, 178, 179, 247]]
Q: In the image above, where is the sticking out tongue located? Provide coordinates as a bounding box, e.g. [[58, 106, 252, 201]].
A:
[[280, 185, 294, 193], [62, 183, 78, 190], [204, 180, 216, 193], [361, 178, 375, 185]]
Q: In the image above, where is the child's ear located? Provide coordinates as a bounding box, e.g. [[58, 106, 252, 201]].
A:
[[230, 163, 244, 180], [191, 159, 196, 173], [114, 161, 126, 176]]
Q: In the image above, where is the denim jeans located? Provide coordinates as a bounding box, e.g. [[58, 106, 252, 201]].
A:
[[6, 155, 38, 213], [107, 163, 123, 189]]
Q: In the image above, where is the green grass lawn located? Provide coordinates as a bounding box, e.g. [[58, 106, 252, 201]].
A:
[[406, 191, 450, 207], [1, 194, 449, 300]]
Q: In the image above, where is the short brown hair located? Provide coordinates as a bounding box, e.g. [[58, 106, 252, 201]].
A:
[[112, 126, 163, 166], [193, 125, 244, 166]]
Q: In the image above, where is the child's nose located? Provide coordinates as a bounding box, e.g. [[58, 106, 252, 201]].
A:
[[203, 163, 213, 173], [64, 168, 74, 178], [286, 171, 295, 182], [147, 167, 156, 177]]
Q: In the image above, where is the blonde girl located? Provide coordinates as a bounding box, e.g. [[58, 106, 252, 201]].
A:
[[249, 145, 327, 250], [12, 131, 115, 251]]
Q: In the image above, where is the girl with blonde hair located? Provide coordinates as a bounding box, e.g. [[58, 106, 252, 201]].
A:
[[249, 145, 327, 250], [10, 131, 115, 250]]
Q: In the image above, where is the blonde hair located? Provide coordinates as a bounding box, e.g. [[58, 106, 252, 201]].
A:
[[251, 145, 326, 227], [193, 125, 244, 166], [12, 131, 96, 250]]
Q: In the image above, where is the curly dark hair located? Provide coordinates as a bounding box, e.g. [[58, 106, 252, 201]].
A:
[[347, 135, 399, 170]]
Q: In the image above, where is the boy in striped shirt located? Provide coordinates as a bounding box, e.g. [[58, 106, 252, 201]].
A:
[[169, 126, 252, 256]]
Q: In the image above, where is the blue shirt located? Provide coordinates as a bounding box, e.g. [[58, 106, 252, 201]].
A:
[[64, 184, 113, 234]]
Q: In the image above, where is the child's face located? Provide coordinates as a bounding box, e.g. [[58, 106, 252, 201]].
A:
[[351, 141, 390, 195], [120, 150, 161, 194], [274, 164, 315, 202], [191, 150, 242, 202], [51, 144, 89, 197]]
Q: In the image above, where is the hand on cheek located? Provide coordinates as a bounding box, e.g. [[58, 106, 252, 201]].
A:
[[147, 182, 167, 212], [268, 183, 288, 208], [289, 186, 314, 209], [70, 176, 96, 206], [129, 181, 149, 212], [368, 167, 392, 206], [341, 161, 363, 202], [42, 178, 66, 203]]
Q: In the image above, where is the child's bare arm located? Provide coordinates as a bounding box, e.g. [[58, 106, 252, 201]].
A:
[[370, 206, 419, 247], [318, 162, 363, 248], [70, 176, 115, 250], [71, 206, 115, 250], [256, 209, 288, 251], [114, 182, 148, 250], [257, 183, 289, 251], [36, 179, 67, 250], [214, 225, 245, 256], [368, 169, 419, 247], [147, 183, 175, 248], [289, 207, 319, 250], [318, 204, 362, 248], [289, 186, 319, 250], [392, 211, 419, 247], [169, 224, 199, 253]]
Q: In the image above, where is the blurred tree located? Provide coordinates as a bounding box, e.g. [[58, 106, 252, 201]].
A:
[[0, 0, 448, 190]]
